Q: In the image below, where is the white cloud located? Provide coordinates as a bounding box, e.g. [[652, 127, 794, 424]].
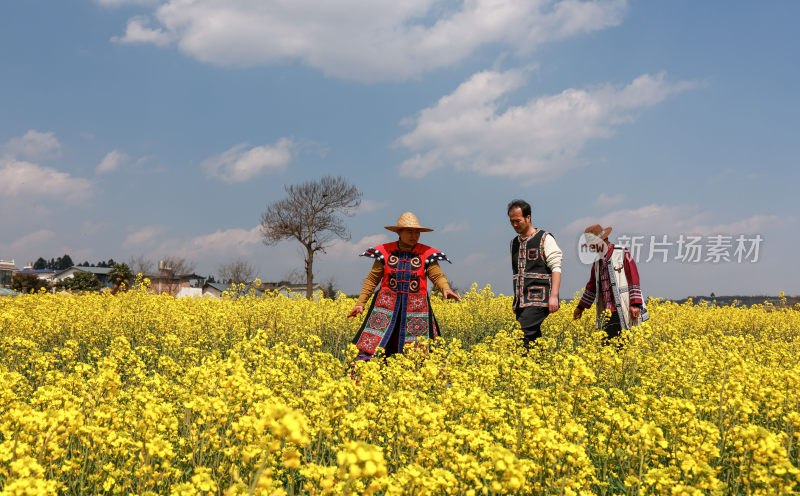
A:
[[111, 16, 173, 46], [82, 221, 113, 236], [135, 155, 154, 166], [203, 139, 293, 183], [463, 252, 488, 265], [1, 131, 92, 207], [356, 199, 388, 215], [562, 204, 711, 238], [96, 150, 131, 174], [98, 0, 160, 5], [442, 221, 470, 233], [125, 225, 168, 247], [7, 230, 57, 252], [697, 215, 790, 236], [118, 226, 264, 277], [3, 130, 62, 161], [397, 71, 698, 182], [0, 160, 92, 204], [175, 226, 263, 258], [562, 204, 792, 239], [325, 234, 392, 259], [595, 193, 625, 209], [110, 0, 627, 82]]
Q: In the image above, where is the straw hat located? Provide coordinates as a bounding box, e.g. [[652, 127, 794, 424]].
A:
[[583, 224, 612, 244], [384, 212, 433, 233]]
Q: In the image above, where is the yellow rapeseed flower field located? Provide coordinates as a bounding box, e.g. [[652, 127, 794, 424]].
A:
[[0, 283, 798, 495]]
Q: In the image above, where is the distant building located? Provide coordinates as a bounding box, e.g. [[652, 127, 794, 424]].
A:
[[53, 266, 113, 287], [19, 268, 58, 283], [201, 282, 229, 298], [176, 287, 204, 298], [258, 281, 323, 298], [144, 270, 204, 296], [199, 281, 320, 299], [0, 259, 18, 287], [200, 282, 263, 298]]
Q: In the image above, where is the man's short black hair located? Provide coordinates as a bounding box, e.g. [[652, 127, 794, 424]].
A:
[[507, 199, 531, 218]]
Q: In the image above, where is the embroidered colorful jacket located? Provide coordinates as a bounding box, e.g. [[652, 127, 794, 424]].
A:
[[578, 244, 648, 330], [351, 242, 450, 355]]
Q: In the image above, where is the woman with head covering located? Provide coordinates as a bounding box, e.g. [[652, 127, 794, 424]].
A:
[[573, 224, 648, 343], [348, 212, 460, 360]]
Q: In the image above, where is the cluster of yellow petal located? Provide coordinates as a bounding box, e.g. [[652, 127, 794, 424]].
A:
[[0, 285, 798, 495]]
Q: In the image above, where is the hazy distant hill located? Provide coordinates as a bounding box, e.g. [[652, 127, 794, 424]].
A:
[[668, 295, 800, 308]]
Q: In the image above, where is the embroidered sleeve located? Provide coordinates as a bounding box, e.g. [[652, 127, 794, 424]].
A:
[[426, 261, 451, 293], [424, 251, 451, 268], [356, 260, 384, 307], [578, 266, 597, 309], [360, 247, 384, 261], [623, 250, 643, 306]]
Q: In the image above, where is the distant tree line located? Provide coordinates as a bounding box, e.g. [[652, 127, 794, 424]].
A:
[[31, 254, 121, 271], [77, 259, 118, 268], [13, 262, 134, 294], [32, 254, 74, 271]]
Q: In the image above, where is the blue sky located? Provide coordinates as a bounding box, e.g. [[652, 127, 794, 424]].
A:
[[1, 0, 798, 298]]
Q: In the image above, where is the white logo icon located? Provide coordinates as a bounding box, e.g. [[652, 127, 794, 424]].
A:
[[577, 233, 608, 265]]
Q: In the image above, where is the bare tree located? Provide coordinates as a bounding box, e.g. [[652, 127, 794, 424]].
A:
[[156, 255, 198, 295], [218, 258, 257, 285], [281, 268, 305, 285], [160, 255, 197, 276], [128, 255, 154, 276], [260, 176, 361, 299]]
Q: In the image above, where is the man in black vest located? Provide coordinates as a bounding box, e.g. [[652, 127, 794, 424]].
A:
[[508, 199, 562, 348]]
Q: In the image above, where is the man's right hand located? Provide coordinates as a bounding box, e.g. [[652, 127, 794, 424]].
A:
[[573, 307, 584, 320]]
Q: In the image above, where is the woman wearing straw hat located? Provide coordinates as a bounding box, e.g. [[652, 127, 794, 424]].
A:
[[348, 212, 460, 360]]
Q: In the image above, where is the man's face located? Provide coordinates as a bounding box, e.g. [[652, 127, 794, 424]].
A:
[[508, 207, 532, 235], [398, 228, 421, 246]]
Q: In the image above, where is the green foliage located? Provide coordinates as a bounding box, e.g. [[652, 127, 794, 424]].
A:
[[109, 263, 134, 293], [56, 254, 74, 270], [10, 273, 49, 293], [322, 276, 339, 299], [56, 271, 102, 292], [31, 254, 74, 271]]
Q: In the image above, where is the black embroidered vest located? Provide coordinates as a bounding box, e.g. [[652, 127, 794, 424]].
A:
[[511, 229, 552, 311]]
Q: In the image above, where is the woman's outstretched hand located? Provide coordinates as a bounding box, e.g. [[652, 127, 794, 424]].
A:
[[443, 289, 461, 301], [348, 305, 364, 318]]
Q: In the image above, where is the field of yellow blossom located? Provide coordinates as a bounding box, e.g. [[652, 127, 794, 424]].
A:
[[1, 284, 799, 495]]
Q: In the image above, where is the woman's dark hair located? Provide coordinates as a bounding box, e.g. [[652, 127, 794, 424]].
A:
[[507, 199, 531, 218]]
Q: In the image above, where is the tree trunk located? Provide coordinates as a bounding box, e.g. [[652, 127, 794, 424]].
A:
[[305, 249, 314, 300]]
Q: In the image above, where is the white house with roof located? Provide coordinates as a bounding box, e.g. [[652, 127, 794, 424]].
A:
[[18, 268, 58, 282], [199, 282, 265, 298], [53, 266, 113, 287]]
